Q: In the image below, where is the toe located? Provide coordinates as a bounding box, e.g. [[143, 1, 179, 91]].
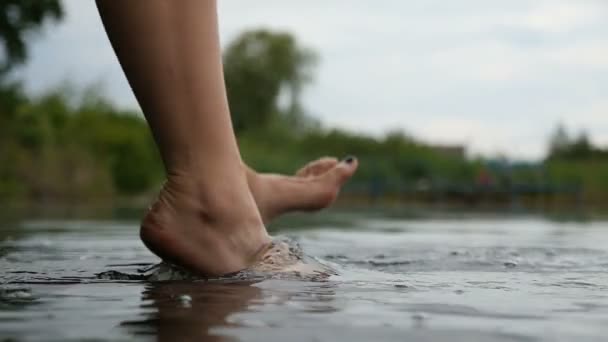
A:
[[326, 156, 358, 186], [305, 157, 358, 209], [311, 156, 358, 192], [295, 157, 339, 177]]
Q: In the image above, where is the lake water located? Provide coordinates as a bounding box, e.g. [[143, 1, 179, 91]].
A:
[[2, 209, 608, 341]]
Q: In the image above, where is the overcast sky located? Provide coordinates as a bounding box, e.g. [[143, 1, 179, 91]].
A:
[[16, 0, 608, 160]]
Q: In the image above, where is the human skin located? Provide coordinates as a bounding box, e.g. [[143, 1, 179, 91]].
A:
[[246, 156, 357, 224], [96, 0, 357, 276]]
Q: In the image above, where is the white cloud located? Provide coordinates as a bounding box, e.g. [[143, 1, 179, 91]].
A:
[[548, 42, 608, 70], [521, 1, 605, 33]]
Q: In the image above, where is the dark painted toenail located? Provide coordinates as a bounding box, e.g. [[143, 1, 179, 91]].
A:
[[342, 155, 355, 164]]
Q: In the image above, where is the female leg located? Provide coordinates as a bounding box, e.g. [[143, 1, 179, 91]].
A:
[[96, 0, 357, 276]]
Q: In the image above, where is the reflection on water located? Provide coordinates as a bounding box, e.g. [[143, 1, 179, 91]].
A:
[[122, 282, 263, 341], [2, 211, 608, 341]]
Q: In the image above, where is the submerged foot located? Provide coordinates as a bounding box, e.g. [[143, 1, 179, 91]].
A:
[[140, 172, 272, 277], [247, 156, 358, 224]]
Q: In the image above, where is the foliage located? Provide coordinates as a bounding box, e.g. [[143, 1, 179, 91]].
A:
[[1, 25, 608, 206], [0, 0, 63, 76], [0, 83, 479, 203], [545, 124, 608, 200], [0, 85, 163, 202], [547, 124, 608, 161], [239, 126, 476, 187], [223, 29, 318, 134]]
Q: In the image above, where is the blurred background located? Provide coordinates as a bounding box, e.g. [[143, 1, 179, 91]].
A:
[[1, 0, 607, 215]]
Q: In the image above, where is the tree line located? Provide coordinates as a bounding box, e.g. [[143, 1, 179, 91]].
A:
[[1, 1, 607, 206]]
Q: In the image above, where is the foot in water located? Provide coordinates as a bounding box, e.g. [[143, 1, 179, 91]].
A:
[[140, 166, 273, 277], [247, 156, 359, 224], [140, 156, 357, 277]]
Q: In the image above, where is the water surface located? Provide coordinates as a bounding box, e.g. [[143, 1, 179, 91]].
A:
[[2, 211, 608, 341]]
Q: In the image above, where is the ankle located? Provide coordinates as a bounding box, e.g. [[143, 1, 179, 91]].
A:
[[162, 165, 259, 220], [142, 169, 271, 274]]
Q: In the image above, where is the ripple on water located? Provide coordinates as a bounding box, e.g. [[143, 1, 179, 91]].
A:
[[324, 245, 608, 274], [94, 236, 336, 283], [3, 217, 608, 342]]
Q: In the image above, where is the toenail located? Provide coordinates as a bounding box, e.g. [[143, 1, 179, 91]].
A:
[[342, 155, 355, 164]]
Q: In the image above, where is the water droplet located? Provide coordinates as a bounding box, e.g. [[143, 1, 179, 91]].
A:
[[178, 294, 192, 308], [504, 261, 518, 268], [411, 313, 427, 321]]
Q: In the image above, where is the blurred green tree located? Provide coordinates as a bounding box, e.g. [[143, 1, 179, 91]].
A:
[[547, 124, 597, 161], [0, 0, 64, 76], [0, 0, 64, 175], [548, 123, 571, 157], [223, 29, 318, 133]]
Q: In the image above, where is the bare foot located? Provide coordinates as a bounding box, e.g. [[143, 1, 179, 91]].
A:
[[247, 156, 358, 224], [140, 171, 272, 277], [138, 157, 356, 277]]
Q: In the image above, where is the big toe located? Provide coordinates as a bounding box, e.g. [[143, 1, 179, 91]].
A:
[[324, 156, 358, 186], [310, 156, 358, 206], [296, 157, 339, 178]]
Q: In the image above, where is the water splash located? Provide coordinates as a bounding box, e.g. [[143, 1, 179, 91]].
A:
[[96, 236, 336, 282]]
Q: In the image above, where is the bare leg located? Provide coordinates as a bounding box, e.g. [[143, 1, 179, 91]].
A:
[[96, 0, 271, 276]]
